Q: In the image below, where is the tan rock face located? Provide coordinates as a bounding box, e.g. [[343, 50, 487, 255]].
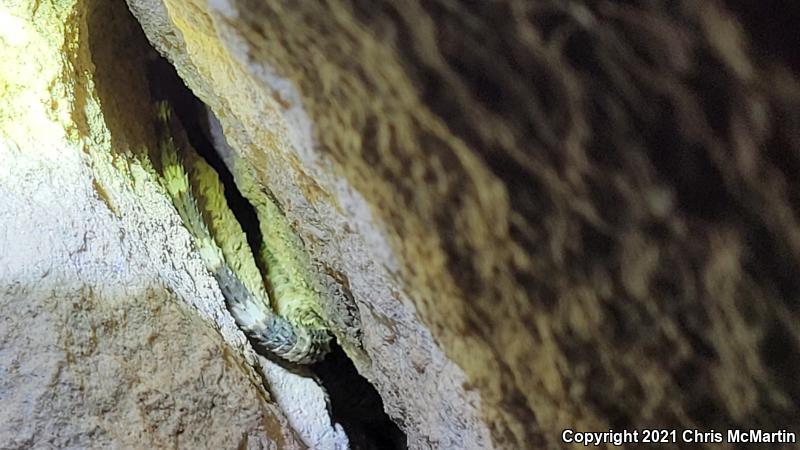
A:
[[0, 284, 301, 449]]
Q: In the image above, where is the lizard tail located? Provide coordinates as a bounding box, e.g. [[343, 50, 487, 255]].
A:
[[157, 101, 330, 364], [160, 136, 224, 271], [213, 265, 331, 364]]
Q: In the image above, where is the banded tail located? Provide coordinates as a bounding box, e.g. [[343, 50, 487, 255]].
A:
[[156, 101, 330, 364]]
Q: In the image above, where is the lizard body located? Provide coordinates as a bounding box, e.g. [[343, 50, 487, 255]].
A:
[[155, 102, 330, 364]]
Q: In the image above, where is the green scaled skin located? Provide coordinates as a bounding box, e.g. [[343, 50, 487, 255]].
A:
[[155, 101, 331, 364], [236, 164, 331, 335]]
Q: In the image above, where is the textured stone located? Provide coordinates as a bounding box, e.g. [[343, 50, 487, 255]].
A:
[[0, 284, 300, 449]]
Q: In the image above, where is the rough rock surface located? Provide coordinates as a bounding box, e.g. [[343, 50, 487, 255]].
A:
[[0, 0, 343, 448], [125, 0, 800, 449]]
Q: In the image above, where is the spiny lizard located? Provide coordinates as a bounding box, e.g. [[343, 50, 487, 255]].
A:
[[155, 101, 331, 364]]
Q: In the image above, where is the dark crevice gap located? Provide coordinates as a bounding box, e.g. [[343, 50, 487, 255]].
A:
[[144, 45, 406, 450], [312, 344, 407, 450], [722, 0, 800, 73]]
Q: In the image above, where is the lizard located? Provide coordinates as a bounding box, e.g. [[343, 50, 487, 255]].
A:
[[154, 101, 331, 364]]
